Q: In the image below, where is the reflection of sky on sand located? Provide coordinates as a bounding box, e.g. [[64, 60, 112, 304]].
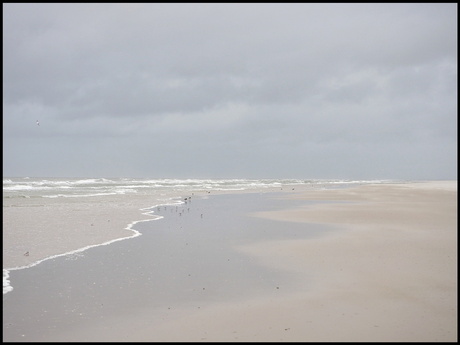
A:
[[3, 192, 333, 341]]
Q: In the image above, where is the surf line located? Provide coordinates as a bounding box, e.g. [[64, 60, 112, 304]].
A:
[[3, 199, 186, 295]]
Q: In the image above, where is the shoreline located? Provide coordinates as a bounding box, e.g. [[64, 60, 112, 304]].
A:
[[3, 185, 301, 294], [3, 185, 291, 271], [4, 180, 448, 272], [3, 179, 342, 271], [3, 192, 185, 271]]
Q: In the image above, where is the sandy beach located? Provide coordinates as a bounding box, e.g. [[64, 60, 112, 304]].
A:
[[238, 181, 458, 342], [3, 181, 457, 342], [126, 181, 457, 342]]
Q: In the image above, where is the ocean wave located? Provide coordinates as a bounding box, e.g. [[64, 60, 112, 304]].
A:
[[3, 177, 404, 200]]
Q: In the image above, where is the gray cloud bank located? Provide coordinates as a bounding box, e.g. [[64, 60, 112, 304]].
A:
[[3, 3, 457, 179]]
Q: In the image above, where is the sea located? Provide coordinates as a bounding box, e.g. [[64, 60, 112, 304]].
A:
[[3, 177, 399, 199], [3, 177, 402, 296]]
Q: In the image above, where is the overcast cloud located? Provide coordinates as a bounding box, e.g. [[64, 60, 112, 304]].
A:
[[3, 3, 457, 179]]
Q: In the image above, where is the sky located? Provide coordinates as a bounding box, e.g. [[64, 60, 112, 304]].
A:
[[3, 3, 457, 180]]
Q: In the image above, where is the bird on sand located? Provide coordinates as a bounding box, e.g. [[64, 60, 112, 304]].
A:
[[36, 120, 40, 126]]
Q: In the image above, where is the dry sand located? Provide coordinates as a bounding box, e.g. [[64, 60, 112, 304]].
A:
[[130, 181, 457, 342]]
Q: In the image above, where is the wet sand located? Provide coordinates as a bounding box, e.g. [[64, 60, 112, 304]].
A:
[[3, 181, 457, 342], [123, 181, 457, 342]]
